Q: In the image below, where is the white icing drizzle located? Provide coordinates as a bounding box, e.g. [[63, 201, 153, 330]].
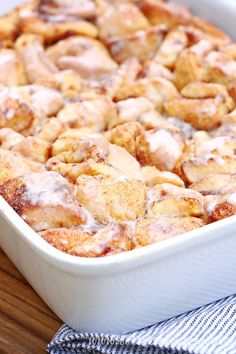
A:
[[23, 172, 72, 206], [198, 137, 229, 156], [117, 97, 154, 121], [0, 52, 15, 65], [147, 129, 182, 170], [227, 192, 236, 205], [192, 154, 226, 166]]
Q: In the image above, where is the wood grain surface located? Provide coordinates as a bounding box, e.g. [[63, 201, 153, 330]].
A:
[[0, 248, 62, 354]]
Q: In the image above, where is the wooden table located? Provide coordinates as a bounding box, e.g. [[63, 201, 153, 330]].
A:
[[0, 248, 62, 353]]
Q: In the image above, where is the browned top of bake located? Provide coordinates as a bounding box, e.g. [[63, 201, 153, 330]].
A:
[[0, 0, 236, 257]]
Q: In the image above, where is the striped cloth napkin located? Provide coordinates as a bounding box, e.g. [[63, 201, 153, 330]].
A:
[[47, 295, 236, 354]]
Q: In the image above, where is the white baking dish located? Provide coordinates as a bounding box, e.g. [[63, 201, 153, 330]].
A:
[[1, 0, 236, 334]]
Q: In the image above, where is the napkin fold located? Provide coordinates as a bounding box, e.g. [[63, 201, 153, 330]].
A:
[[47, 295, 236, 354]]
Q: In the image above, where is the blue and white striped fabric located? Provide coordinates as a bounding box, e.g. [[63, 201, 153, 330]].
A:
[[47, 295, 236, 354]]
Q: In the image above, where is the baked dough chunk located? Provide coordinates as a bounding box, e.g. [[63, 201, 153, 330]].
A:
[[140, 61, 174, 81], [106, 143, 143, 180], [165, 82, 234, 131], [0, 49, 26, 86], [40, 223, 136, 257], [136, 127, 187, 171], [86, 57, 141, 99], [154, 28, 188, 69], [0, 85, 64, 134], [11, 136, 51, 163], [147, 183, 204, 217], [221, 109, 236, 125], [48, 130, 143, 181], [1, 0, 236, 257], [46, 36, 117, 79], [47, 153, 141, 183], [115, 77, 179, 112], [212, 124, 236, 138], [138, 0, 192, 28], [194, 136, 236, 157], [0, 88, 34, 133], [47, 159, 123, 183], [106, 122, 144, 157], [97, 3, 150, 41], [190, 174, 236, 196], [208, 192, 236, 222], [57, 94, 116, 131], [141, 166, 184, 187], [51, 131, 109, 161], [138, 0, 229, 44], [182, 155, 236, 184], [163, 117, 196, 139], [19, 8, 98, 45], [0, 148, 44, 185], [174, 40, 214, 89], [40, 228, 91, 253], [0, 172, 90, 231], [0, 128, 24, 149], [107, 25, 167, 63], [76, 175, 147, 223], [205, 49, 236, 101], [135, 215, 204, 246], [15, 34, 59, 84], [0, 9, 20, 41], [108, 97, 155, 129], [38, 0, 98, 19], [36, 118, 65, 143]]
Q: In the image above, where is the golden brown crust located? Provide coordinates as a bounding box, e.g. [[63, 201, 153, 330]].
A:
[[97, 3, 150, 40], [0, 93, 34, 133], [115, 78, 179, 112], [182, 155, 236, 184], [40, 228, 91, 253], [0, 10, 20, 41], [147, 183, 204, 218], [0, 172, 90, 231], [107, 25, 167, 63], [138, 0, 192, 28], [41, 222, 136, 257], [208, 199, 236, 222], [57, 95, 116, 131], [107, 122, 144, 157], [0, 49, 26, 86], [190, 174, 236, 195], [141, 166, 185, 187], [75, 175, 147, 223], [0, 128, 24, 149], [11, 136, 51, 163], [165, 82, 234, 131], [0, 0, 236, 257], [154, 28, 188, 69], [71, 223, 136, 257], [19, 12, 98, 45], [174, 40, 214, 89], [138, 0, 229, 44], [0, 85, 64, 135], [136, 215, 204, 246], [0, 148, 44, 185]]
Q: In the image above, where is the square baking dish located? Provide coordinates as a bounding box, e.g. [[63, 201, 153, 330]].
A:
[[1, 0, 236, 334]]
